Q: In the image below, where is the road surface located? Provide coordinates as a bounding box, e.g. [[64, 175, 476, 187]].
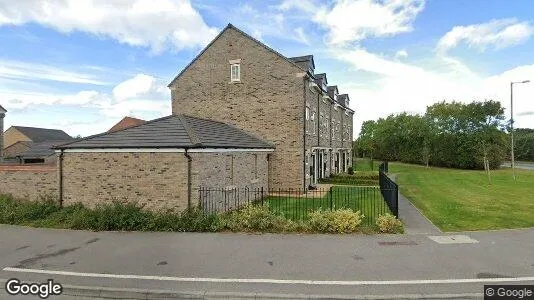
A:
[[1, 225, 533, 299]]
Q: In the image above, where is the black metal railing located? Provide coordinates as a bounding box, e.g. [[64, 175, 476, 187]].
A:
[[379, 161, 389, 173], [378, 162, 398, 217], [198, 186, 397, 225]]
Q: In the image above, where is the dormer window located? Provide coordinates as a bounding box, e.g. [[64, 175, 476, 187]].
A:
[[334, 92, 338, 101], [231, 64, 240, 82]]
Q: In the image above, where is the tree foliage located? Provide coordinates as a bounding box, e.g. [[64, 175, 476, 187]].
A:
[[356, 100, 508, 170], [515, 128, 534, 161]]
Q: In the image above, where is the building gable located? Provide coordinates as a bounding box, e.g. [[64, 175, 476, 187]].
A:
[[168, 23, 306, 88]]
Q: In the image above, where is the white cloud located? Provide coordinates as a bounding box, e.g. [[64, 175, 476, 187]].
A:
[[314, 0, 425, 45], [112, 74, 165, 102], [0, 60, 107, 85], [437, 19, 534, 53], [294, 27, 310, 45], [278, 0, 316, 13], [1, 73, 171, 134], [395, 50, 408, 59], [332, 48, 534, 135], [0, 0, 218, 53]]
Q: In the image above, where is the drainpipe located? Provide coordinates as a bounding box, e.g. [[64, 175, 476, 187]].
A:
[[317, 90, 320, 147], [184, 148, 192, 209], [302, 76, 307, 190], [58, 150, 64, 207]]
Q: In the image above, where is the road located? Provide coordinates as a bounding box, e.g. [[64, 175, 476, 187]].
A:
[[0, 225, 533, 299], [502, 161, 534, 170]]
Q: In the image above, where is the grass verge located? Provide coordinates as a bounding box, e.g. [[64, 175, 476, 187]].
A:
[[391, 162, 534, 231]]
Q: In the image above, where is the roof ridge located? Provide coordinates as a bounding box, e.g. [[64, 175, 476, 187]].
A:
[[176, 115, 202, 147], [54, 115, 176, 149]]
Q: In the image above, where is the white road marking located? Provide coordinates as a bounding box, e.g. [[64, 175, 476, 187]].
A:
[[3, 267, 534, 286], [428, 235, 479, 244]]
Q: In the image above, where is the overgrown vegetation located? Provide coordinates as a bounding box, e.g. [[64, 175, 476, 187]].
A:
[[0, 195, 403, 234], [355, 100, 508, 170]]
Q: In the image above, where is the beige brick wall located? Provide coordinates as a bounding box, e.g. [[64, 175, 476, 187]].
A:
[[62, 152, 189, 210], [3, 141, 31, 158], [61, 151, 269, 212], [4, 128, 31, 149], [0, 165, 58, 200], [170, 27, 305, 190], [192, 152, 269, 212]]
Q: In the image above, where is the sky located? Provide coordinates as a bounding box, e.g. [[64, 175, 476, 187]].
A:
[[1, 0, 533, 138]]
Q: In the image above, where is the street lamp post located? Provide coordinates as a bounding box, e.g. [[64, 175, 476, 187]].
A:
[[510, 80, 530, 181]]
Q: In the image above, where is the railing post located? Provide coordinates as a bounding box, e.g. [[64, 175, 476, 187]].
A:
[[261, 186, 264, 206], [329, 188, 333, 211]]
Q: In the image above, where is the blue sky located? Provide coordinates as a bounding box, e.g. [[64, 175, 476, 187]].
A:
[[1, 0, 533, 138]]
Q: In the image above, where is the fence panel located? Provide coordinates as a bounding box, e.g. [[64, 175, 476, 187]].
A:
[[378, 162, 398, 217], [198, 185, 395, 225]]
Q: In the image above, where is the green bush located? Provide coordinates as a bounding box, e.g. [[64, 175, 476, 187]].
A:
[[348, 167, 354, 175], [0, 196, 385, 234], [0, 194, 60, 224], [308, 208, 364, 233], [320, 171, 379, 186], [221, 204, 286, 232], [376, 213, 404, 233]]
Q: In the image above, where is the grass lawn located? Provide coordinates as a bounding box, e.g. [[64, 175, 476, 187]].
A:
[[263, 186, 391, 225], [391, 162, 534, 231], [354, 157, 380, 171]]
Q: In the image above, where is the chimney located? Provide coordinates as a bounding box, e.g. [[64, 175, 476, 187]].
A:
[[0, 105, 6, 164]]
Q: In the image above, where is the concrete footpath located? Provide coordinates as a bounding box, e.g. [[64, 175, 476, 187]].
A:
[[1, 225, 533, 299]]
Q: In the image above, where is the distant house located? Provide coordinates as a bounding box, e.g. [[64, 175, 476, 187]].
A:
[[2, 125, 73, 162], [108, 116, 145, 133]]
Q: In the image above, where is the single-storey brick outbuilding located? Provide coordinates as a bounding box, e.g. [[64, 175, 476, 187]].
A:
[[54, 115, 274, 211]]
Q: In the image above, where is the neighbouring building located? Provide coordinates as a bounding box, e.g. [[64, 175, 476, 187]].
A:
[[3, 124, 73, 162], [0, 105, 6, 164], [169, 24, 354, 190], [108, 116, 146, 133], [54, 115, 273, 211]]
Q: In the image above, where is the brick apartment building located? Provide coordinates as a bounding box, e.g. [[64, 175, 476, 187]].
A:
[[169, 24, 354, 190]]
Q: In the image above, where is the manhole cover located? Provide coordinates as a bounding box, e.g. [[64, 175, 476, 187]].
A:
[[428, 235, 478, 244], [378, 241, 418, 246]]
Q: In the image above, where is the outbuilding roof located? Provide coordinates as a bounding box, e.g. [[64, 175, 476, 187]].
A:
[[55, 115, 275, 150], [18, 141, 64, 159], [10, 126, 72, 143]]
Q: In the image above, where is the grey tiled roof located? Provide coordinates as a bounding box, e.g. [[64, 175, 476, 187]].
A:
[[0, 105, 6, 113], [288, 55, 315, 73], [12, 126, 72, 143], [327, 86, 338, 99], [18, 141, 65, 158], [338, 94, 350, 107], [55, 115, 275, 150]]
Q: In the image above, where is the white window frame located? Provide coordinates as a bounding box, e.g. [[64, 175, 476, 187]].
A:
[[230, 64, 240, 82]]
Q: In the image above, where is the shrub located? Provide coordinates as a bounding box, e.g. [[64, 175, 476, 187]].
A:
[[376, 213, 404, 233], [177, 208, 221, 232], [348, 166, 354, 175], [309, 208, 364, 233], [221, 204, 285, 232], [0, 194, 60, 224]]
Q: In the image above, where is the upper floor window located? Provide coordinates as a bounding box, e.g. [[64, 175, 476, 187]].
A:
[[231, 64, 240, 82]]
